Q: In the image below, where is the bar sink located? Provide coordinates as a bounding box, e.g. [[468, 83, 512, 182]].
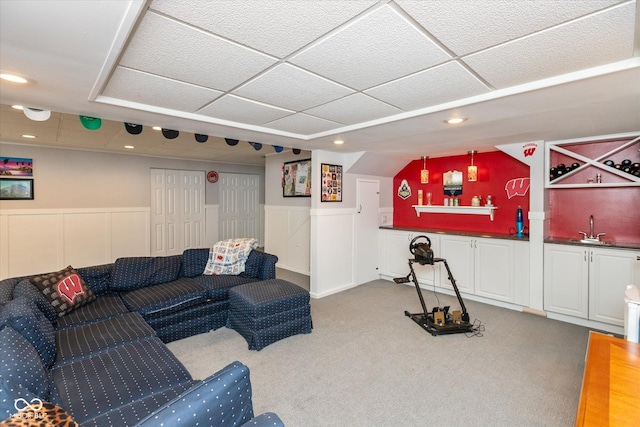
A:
[[570, 239, 612, 246]]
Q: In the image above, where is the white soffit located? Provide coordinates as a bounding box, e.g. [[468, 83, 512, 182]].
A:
[[463, 2, 637, 88], [149, 0, 378, 58], [233, 64, 354, 111], [117, 11, 277, 91], [289, 4, 451, 90]]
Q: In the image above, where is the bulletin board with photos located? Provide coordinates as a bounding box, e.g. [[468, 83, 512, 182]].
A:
[[283, 158, 311, 197], [321, 163, 342, 202]]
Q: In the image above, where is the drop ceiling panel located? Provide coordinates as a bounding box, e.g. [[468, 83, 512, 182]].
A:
[[150, 0, 378, 58], [104, 67, 223, 112], [266, 113, 342, 134], [198, 95, 294, 125], [397, 0, 624, 56], [305, 93, 402, 125], [233, 64, 354, 111], [463, 2, 636, 88], [365, 61, 491, 111], [290, 5, 451, 90], [118, 11, 277, 91]]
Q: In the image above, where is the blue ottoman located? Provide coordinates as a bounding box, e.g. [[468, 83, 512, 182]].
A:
[[227, 279, 312, 350]]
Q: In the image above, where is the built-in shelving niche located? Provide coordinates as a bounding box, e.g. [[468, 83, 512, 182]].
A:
[[545, 132, 640, 188]]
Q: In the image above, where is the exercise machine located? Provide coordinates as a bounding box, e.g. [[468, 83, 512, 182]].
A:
[[394, 235, 474, 336]]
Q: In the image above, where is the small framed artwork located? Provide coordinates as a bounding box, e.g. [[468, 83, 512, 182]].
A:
[[0, 157, 33, 177], [0, 178, 34, 200], [283, 159, 311, 197], [321, 163, 342, 202]]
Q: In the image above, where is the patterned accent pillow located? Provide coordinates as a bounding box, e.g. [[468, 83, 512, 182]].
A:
[[29, 266, 96, 318], [203, 238, 258, 276]]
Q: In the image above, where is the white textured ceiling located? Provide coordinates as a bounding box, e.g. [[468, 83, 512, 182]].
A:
[[0, 0, 638, 168]]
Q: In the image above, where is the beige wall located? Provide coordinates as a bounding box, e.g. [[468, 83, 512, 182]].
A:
[[0, 142, 264, 210]]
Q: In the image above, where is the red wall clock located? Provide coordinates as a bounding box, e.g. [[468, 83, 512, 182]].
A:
[[207, 171, 219, 183]]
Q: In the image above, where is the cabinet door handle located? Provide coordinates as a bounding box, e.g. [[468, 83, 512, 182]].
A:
[[584, 251, 587, 261], [590, 251, 593, 263]]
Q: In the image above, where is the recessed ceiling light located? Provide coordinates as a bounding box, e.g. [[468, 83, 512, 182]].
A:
[[21, 134, 36, 139], [124, 145, 135, 149], [12, 105, 24, 110], [152, 126, 162, 131], [333, 139, 344, 145], [0, 73, 30, 84], [445, 117, 467, 125]]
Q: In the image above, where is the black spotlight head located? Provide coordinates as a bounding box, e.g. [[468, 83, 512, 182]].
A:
[[225, 138, 239, 146], [194, 133, 208, 143]]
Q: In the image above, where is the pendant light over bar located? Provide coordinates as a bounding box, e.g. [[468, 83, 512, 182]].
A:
[[467, 150, 478, 182], [420, 156, 429, 184]]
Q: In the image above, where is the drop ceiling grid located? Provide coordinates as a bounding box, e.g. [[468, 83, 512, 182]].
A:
[[232, 64, 354, 112], [198, 95, 294, 126], [304, 93, 402, 125], [265, 113, 343, 135], [104, 67, 224, 112], [364, 61, 492, 111], [91, 0, 639, 142], [117, 11, 277, 92], [288, 4, 452, 91], [462, 2, 637, 88], [395, 0, 626, 57], [149, 0, 379, 58]]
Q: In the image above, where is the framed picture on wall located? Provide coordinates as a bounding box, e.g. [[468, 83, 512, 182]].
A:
[[283, 159, 311, 197], [0, 157, 33, 176], [0, 178, 34, 200], [321, 163, 342, 202]]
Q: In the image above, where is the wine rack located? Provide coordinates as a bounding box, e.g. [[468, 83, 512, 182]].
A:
[[545, 131, 640, 188]]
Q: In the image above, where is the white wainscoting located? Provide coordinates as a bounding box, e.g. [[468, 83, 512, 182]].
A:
[[264, 206, 310, 275], [0, 208, 150, 279], [310, 207, 358, 299]]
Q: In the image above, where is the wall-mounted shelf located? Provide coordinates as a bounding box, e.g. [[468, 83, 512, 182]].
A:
[[412, 205, 498, 221]]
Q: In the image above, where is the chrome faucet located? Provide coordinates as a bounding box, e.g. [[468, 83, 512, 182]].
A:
[[579, 215, 606, 242]]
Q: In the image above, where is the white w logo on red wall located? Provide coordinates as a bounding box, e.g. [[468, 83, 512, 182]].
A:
[[55, 274, 86, 304]]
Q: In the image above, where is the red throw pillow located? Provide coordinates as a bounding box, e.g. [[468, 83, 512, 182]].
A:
[[30, 266, 96, 317]]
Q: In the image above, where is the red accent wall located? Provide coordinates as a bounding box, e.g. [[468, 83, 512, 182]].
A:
[[549, 189, 640, 244], [393, 151, 530, 234]]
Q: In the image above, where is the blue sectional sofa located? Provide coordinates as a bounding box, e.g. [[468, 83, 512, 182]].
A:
[[0, 248, 285, 426]]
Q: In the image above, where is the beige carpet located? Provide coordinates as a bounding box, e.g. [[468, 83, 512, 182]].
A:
[[168, 279, 590, 426]]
